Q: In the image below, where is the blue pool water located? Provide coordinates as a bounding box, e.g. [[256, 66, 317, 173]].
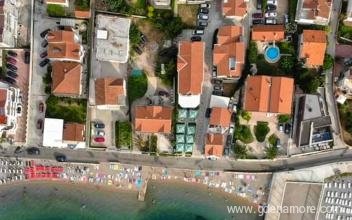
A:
[[264, 46, 280, 63]]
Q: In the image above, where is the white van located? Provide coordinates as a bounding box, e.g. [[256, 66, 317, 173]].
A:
[[193, 29, 204, 35]]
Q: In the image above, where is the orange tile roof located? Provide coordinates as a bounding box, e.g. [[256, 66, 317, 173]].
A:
[[95, 78, 125, 105], [0, 115, 7, 124], [302, 0, 331, 19], [252, 25, 285, 42], [47, 30, 75, 43], [75, 10, 91, 18], [204, 133, 224, 157], [51, 61, 82, 96], [63, 123, 85, 142], [48, 42, 81, 60], [177, 41, 205, 95], [134, 106, 173, 133], [213, 26, 245, 78], [244, 75, 294, 114], [222, 0, 247, 17], [0, 89, 6, 108], [209, 107, 232, 127], [299, 30, 327, 66]]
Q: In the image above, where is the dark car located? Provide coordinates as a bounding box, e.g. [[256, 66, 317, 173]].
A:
[[41, 40, 48, 48], [284, 123, 291, 134], [252, 19, 264, 25], [55, 154, 67, 162], [7, 50, 17, 57], [133, 46, 143, 55], [6, 63, 17, 71], [24, 51, 30, 64], [39, 102, 44, 113], [198, 20, 208, 27], [40, 28, 51, 38], [257, 0, 262, 10], [39, 58, 50, 67], [94, 122, 105, 129], [191, 36, 202, 41], [27, 147, 40, 155], [4, 77, 16, 84], [40, 51, 48, 58], [252, 12, 263, 18], [199, 8, 209, 14], [205, 108, 212, 118], [37, 119, 43, 130], [6, 56, 17, 63], [158, 90, 169, 96], [14, 146, 22, 154], [196, 25, 205, 30], [7, 71, 18, 78], [267, 4, 277, 10], [140, 34, 148, 43]]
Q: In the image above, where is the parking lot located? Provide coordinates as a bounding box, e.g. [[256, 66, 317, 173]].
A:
[[250, 0, 288, 26]]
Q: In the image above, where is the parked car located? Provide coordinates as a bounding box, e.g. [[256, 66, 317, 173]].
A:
[[284, 123, 291, 134], [197, 13, 209, 20], [267, 4, 277, 10], [214, 85, 223, 91], [158, 90, 169, 96], [284, 14, 289, 23], [140, 34, 148, 43], [37, 119, 43, 130], [39, 58, 50, 67], [133, 46, 143, 55], [41, 40, 48, 48], [40, 28, 51, 38], [16, 104, 22, 116], [94, 136, 105, 143], [276, 139, 281, 148], [252, 12, 263, 18], [14, 146, 22, 154], [193, 29, 204, 35], [7, 71, 18, 78], [94, 122, 105, 129], [267, 0, 277, 5], [198, 20, 208, 27], [265, 18, 277, 24], [55, 154, 67, 162], [196, 25, 205, 30], [265, 11, 277, 17], [226, 135, 232, 146], [253, 19, 264, 25], [229, 124, 235, 134], [27, 147, 40, 155], [257, 0, 262, 10], [6, 58, 17, 65], [278, 123, 284, 132], [40, 51, 48, 58], [205, 108, 212, 118], [200, 3, 211, 8], [6, 56, 17, 64], [6, 63, 17, 71], [24, 51, 30, 64], [4, 77, 16, 84], [7, 50, 17, 57], [199, 8, 209, 14], [212, 66, 217, 77], [96, 130, 105, 136], [191, 36, 202, 41], [39, 102, 44, 113]]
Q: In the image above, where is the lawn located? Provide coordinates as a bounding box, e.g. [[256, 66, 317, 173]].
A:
[[106, 0, 146, 15], [234, 124, 254, 144], [177, 4, 199, 27], [254, 121, 270, 142], [115, 121, 132, 149], [127, 71, 148, 104], [47, 4, 66, 17], [45, 95, 87, 123]]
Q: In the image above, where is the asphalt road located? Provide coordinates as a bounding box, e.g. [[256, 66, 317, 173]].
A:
[[3, 146, 352, 172]]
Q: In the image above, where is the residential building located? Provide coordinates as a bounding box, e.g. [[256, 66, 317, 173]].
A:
[[134, 106, 173, 134], [298, 30, 327, 68], [243, 75, 294, 114], [51, 61, 82, 97], [0, 81, 21, 134], [95, 77, 126, 108], [295, 0, 332, 25], [204, 133, 224, 158], [222, 0, 247, 19], [0, 0, 18, 47], [336, 68, 352, 101], [149, 0, 171, 9], [251, 25, 285, 42], [47, 30, 84, 63], [63, 122, 86, 148], [295, 94, 333, 149], [95, 14, 131, 63], [177, 41, 205, 108], [209, 107, 232, 134], [344, 0, 352, 26], [46, 0, 69, 7], [213, 25, 245, 79]]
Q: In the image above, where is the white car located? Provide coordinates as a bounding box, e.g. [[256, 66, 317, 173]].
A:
[[198, 13, 209, 20], [265, 18, 277, 24], [200, 3, 211, 8], [267, 0, 277, 5], [96, 130, 105, 136], [265, 11, 277, 18]]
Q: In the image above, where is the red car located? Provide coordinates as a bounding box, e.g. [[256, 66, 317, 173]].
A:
[[252, 13, 263, 18], [94, 136, 105, 143], [6, 57, 17, 64], [37, 119, 43, 130], [38, 102, 44, 113]]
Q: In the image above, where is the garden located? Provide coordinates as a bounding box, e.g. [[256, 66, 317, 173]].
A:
[[47, 4, 66, 17], [254, 121, 270, 143], [155, 46, 178, 87], [115, 121, 132, 149], [127, 70, 148, 105]]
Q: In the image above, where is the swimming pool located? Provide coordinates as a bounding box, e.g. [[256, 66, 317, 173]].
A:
[[264, 45, 280, 63]]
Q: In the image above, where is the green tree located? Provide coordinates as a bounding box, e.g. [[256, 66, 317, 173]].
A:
[[297, 69, 321, 93], [127, 71, 148, 104], [241, 110, 251, 123], [147, 6, 154, 18], [323, 54, 334, 70], [248, 41, 258, 64], [254, 121, 270, 142], [150, 135, 158, 153], [280, 56, 295, 73], [234, 125, 254, 144], [129, 24, 142, 47], [277, 114, 291, 123], [265, 146, 278, 160], [268, 134, 278, 146], [234, 143, 248, 159]]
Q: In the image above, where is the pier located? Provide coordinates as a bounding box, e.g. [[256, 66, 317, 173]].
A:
[[138, 179, 148, 201]]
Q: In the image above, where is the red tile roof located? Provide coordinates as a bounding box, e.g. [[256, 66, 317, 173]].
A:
[[244, 75, 294, 114], [95, 78, 125, 105], [209, 107, 232, 127], [222, 0, 247, 18], [205, 133, 224, 157], [0, 89, 6, 125], [47, 30, 81, 61], [252, 25, 285, 42], [63, 123, 85, 142], [302, 0, 332, 19], [299, 30, 327, 67], [51, 61, 82, 96], [134, 106, 173, 133], [74, 10, 91, 18], [177, 41, 205, 95]]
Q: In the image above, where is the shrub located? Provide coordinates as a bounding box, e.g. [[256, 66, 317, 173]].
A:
[[150, 135, 158, 153], [323, 54, 334, 70], [240, 110, 251, 123], [75, 0, 90, 10], [127, 71, 148, 104], [234, 143, 248, 159], [234, 125, 254, 144], [265, 146, 278, 159], [268, 134, 278, 147], [47, 4, 65, 17], [277, 114, 291, 123], [248, 41, 258, 64], [254, 121, 270, 142]]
